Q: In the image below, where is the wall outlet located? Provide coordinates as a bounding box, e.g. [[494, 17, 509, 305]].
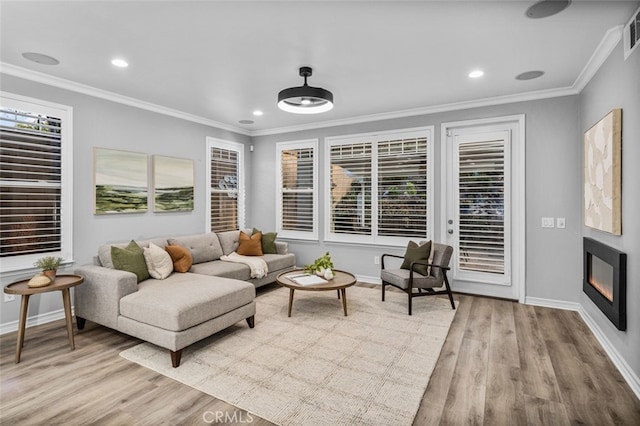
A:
[[4, 294, 15, 303], [374, 255, 380, 265], [541, 217, 555, 228], [557, 217, 566, 228]]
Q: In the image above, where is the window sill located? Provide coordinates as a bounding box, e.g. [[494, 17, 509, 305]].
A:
[[1, 259, 75, 280]]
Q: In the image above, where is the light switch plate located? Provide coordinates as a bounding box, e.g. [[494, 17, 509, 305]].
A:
[[557, 217, 566, 228], [542, 217, 555, 228]]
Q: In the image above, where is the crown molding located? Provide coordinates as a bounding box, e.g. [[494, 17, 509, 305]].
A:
[[250, 86, 577, 137], [0, 62, 252, 136], [572, 25, 623, 92]]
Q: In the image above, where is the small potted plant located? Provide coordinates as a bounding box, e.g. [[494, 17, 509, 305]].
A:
[[34, 256, 63, 281], [304, 252, 335, 280]]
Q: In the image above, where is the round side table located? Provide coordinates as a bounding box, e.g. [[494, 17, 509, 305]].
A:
[[4, 274, 84, 363]]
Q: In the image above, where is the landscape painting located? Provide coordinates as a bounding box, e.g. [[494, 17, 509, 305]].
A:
[[153, 155, 194, 212], [94, 148, 148, 214]]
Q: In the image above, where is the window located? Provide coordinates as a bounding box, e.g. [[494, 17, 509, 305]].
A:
[[276, 140, 318, 240], [206, 137, 244, 232], [0, 93, 73, 271], [325, 127, 433, 245]]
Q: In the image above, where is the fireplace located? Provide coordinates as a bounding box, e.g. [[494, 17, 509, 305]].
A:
[[583, 238, 627, 330]]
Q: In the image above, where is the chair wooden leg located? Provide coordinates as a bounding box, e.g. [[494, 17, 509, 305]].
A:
[[246, 315, 255, 328], [381, 282, 386, 301], [444, 275, 456, 309], [408, 290, 412, 315]]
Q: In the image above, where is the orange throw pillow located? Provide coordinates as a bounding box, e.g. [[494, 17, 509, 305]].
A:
[[236, 231, 263, 256], [165, 244, 193, 272]]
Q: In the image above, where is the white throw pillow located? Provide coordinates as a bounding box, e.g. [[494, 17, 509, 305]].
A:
[[143, 242, 173, 279]]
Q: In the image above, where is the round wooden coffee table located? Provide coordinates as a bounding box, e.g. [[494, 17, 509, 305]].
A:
[[4, 274, 84, 363], [276, 269, 356, 317]]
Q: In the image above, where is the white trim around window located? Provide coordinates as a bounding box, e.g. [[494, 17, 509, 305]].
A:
[[275, 139, 318, 240], [205, 137, 245, 232], [324, 126, 434, 247], [0, 92, 74, 273]]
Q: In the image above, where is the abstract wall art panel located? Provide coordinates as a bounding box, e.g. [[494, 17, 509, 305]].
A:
[[583, 109, 622, 235]]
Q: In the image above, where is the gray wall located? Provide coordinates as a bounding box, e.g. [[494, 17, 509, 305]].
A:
[[0, 74, 251, 325], [251, 95, 583, 302], [580, 41, 640, 377]]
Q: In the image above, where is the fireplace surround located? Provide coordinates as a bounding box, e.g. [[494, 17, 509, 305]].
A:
[[583, 237, 627, 330]]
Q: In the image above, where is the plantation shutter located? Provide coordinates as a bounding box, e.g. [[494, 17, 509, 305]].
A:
[[457, 140, 506, 274], [281, 148, 314, 232], [210, 147, 239, 232], [0, 108, 62, 257], [378, 137, 428, 237], [329, 143, 372, 235]]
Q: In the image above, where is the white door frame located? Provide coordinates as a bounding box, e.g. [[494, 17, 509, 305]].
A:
[[440, 115, 526, 303]]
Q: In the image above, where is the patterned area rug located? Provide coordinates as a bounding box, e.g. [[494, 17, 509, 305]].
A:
[[120, 285, 457, 426]]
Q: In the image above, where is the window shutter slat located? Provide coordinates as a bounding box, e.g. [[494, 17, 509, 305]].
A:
[[458, 140, 505, 274], [210, 146, 239, 232], [0, 107, 63, 258]]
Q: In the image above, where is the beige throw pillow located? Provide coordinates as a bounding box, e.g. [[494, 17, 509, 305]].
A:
[[143, 242, 174, 279]]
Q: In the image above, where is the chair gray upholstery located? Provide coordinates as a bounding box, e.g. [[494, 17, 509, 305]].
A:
[[380, 242, 456, 315]]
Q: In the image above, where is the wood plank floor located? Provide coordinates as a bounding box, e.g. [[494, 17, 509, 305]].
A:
[[1, 286, 639, 425]]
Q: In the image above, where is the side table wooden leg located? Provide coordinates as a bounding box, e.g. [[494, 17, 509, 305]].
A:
[[16, 294, 30, 363], [341, 289, 348, 316], [288, 288, 295, 317], [61, 288, 75, 351]]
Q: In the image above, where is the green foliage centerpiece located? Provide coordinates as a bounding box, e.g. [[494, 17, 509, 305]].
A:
[[304, 252, 335, 280]]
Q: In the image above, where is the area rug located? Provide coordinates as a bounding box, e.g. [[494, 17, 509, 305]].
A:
[[120, 285, 457, 425]]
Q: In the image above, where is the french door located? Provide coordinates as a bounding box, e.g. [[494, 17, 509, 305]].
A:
[[442, 116, 525, 301]]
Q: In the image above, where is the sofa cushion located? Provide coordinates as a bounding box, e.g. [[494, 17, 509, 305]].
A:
[[253, 228, 278, 254], [111, 240, 150, 283], [120, 274, 255, 332], [165, 244, 193, 272], [98, 238, 167, 268], [190, 260, 252, 281], [168, 233, 223, 264], [262, 253, 296, 271], [217, 230, 240, 255], [143, 242, 173, 279], [237, 231, 263, 256]]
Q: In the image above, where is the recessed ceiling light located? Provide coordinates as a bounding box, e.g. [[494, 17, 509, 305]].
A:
[[516, 70, 545, 81], [526, 0, 571, 19], [252, 110, 263, 116], [22, 52, 59, 65], [111, 58, 129, 68], [468, 70, 484, 78], [239, 119, 254, 125]]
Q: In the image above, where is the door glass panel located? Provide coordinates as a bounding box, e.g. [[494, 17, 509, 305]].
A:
[[458, 140, 505, 274]]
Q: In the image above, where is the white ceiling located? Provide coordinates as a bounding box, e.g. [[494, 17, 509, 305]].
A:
[[1, 1, 637, 135]]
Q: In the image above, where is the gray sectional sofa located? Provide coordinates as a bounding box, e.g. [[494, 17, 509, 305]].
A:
[[74, 229, 295, 367]]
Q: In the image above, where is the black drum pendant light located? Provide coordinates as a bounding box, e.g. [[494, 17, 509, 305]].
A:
[[278, 67, 334, 114]]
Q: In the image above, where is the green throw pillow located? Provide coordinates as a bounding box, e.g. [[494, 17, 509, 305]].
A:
[[252, 228, 278, 254], [400, 240, 432, 276], [111, 240, 150, 283]]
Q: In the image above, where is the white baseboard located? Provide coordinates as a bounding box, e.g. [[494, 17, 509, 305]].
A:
[[0, 307, 73, 335], [525, 296, 640, 400], [577, 307, 640, 400], [524, 296, 581, 312], [355, 275, 381, 285]]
